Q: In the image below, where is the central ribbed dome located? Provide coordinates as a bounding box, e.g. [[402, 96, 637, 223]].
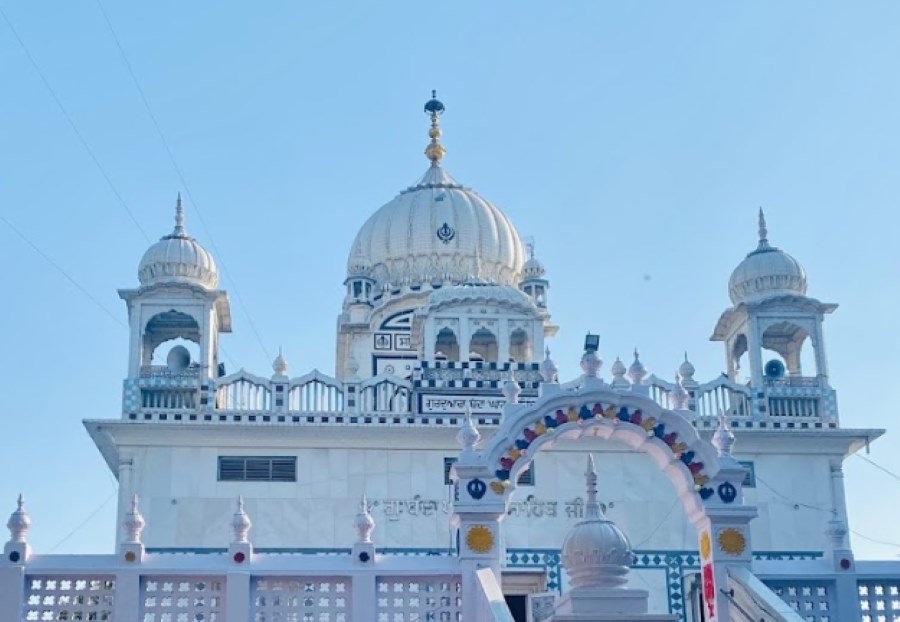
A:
[[348, 165, 526, 289], [346, 94, 526, 290]]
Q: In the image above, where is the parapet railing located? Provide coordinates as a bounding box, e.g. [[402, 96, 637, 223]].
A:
[[753, 557, 900, 621], [2, 551, 473, 622], [126, 362, 839, 427]]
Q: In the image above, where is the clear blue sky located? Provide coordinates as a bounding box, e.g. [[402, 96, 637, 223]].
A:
[[1, 1, 898, 557]]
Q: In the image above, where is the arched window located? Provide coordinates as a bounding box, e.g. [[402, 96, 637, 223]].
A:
[[435, 327, 459, 362], [509, 328, 532, 363], [469, 328, 498, 363], [143, 310, 201, 369]]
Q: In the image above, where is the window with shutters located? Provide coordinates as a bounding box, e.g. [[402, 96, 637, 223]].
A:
[[217, 456, 297, 482]]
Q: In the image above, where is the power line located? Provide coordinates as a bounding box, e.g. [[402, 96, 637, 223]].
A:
[[854, 453, 900, 484], [92, 0, 272, 362], [757, 475, 900, 550], [0, 214, 126, 328], [47, 489, 117, 553], [0, 5, 150, 244]]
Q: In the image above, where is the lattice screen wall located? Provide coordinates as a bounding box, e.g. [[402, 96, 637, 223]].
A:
[[252, 577, 350, 621], [859, 580, 900, 622], [140, 575, 225, 621], [24, 576, 115, 621], [376, 575, 462, 622], [767, 580, 835, 622]]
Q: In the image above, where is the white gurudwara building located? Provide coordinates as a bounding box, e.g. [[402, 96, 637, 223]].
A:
[[2, 94, 898, 622]]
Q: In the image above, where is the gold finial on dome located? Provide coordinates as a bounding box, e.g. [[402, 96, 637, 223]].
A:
[[423, 90, 446, 166]]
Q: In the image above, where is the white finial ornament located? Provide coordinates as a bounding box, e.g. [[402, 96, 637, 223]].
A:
[[584, 455, 600, 519], [502, 369, 521, 403], [610, 357, 628, 388], [232, 496, 252, 544], [580, 341, 602, 379], [678, 352, 696, 384], [757, 207, 770, 249], [7, 494, 30, 543], [457, 406, 481, 458], [540, 347, 559, 383], [123, 494, 146, 545], [272, 347, 288, 376], [712, 412, 736, 458], [627, 348, 646, 385], [670, 371, 689, 410], [354, 494, 375, 544], [173, 193, 186, 237]]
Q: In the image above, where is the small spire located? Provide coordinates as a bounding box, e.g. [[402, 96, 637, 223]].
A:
[[670, 371, 689, 410], [232, 496, 252, 544], [123, 494, 146, 545], [712, 411, 736, 458], [584, 455, 601, 519], [502, 369, 521, 403], [457, 405, 481, 457], [272, 346, 288, 377], [354, 494, 375, 544], [757, 208, 770, 249], [172, 193, 186, 237], [628, 348, 646, 385], [423, 90, 446, 166], [7, 493, 31, 544], [540, 346, 559, 383]]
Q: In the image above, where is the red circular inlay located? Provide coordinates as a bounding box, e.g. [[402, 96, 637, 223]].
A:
[[233, 552, 246, 563]]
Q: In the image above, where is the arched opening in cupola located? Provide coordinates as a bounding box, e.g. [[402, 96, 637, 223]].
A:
[[508, 328, 532, 363], [760, 321, 816, 379], [469, 328, 498, 363], [142, 310, 201, 371], [435, 327, 460, 362]]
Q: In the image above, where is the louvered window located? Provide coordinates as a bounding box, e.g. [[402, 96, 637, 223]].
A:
[[217, 456, 297, 482]]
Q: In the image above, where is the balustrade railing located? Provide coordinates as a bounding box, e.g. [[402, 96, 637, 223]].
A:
[[6, 552, 467, 622], [289, 370, 345, 411], [359, 373, 412, 413], [127, 361, 837, 427]]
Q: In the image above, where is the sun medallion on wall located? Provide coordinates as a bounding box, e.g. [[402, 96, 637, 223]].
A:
[[466, 525, 494, 554], [717, 528, 746, 556]]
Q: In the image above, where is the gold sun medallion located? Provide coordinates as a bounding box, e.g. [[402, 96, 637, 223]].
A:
[[466, 525, 494, 554], [717, 528, 746, 556]]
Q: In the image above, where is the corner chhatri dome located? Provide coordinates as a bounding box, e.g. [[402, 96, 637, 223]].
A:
[[728, 209, 807, 304], [346, 93, 527, 290], [138, 194, 218, 289]]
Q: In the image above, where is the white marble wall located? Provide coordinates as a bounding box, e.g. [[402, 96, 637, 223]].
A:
[[129, 440, 837, 555]]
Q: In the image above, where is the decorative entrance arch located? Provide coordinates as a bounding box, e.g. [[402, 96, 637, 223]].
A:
[[451, 379, 758, 622]]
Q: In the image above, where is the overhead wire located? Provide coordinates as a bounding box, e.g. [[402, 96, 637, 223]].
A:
[[92, 0, 272, 362], [0, 5, 150, 244], [0, 214, 126, 329], [756, 475, 900, 550], [854, 453, 900, 484]]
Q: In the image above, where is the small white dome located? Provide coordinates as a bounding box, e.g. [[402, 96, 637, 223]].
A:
[[522, 256, 546, 280], [728, 211, 806, 304], [561, 456, 633, 589], [138, 196, 218, 289]]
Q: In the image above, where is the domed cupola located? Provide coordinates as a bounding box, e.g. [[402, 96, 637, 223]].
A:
[[728, 209, 806, 304], [561, 455, 633, 589], [346, 93, 527, 292], [138, 195, 218, 289]]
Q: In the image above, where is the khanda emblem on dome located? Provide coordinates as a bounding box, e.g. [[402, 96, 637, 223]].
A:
[[437, 222, 456, 244]]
